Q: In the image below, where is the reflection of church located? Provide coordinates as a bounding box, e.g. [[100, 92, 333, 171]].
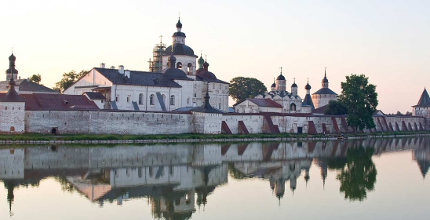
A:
[[1, 137, 430, 217]]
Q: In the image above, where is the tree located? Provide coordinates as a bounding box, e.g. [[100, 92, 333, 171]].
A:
[[229, 77, 267, 104], [53, 70, 88, 93], [337, 147, 377, 201], [338, 74, 378, 130], [29, 74, 41, 84], [324, 100, 348, 115]]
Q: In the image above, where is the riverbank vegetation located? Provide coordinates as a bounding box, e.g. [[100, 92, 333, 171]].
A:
[[0, 130, 428, 142]]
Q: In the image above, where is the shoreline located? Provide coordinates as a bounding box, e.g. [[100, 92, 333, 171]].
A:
[[0, 132, 429, 145]]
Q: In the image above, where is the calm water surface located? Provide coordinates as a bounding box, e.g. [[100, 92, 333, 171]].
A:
[[1, 138, 429, 220]]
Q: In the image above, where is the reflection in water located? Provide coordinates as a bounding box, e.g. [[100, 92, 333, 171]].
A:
[[337, 147, 377, 201], [0, 137, 430, 218]]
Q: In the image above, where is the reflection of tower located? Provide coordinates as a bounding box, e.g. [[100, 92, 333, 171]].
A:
[[413, 145, 430, 178], [290, 176, 297, 192], [304, 167, 310, 186], [317, 159, 328, 188], [274, 178, 285, 200], [269, 176, 275, 192], [3, 181, 17, 216]]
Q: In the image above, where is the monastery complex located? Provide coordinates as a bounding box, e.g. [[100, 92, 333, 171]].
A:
[[0, 19, 429, 135]]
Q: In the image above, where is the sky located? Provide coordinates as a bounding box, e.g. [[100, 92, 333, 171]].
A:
[[1, 0, 429, 113]]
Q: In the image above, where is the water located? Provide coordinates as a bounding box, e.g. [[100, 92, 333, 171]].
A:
[[1, 138, 429, 220]]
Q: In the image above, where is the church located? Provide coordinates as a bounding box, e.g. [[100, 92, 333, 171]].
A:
[[234, 68, 337, 114], [64, 19, 229, 112]]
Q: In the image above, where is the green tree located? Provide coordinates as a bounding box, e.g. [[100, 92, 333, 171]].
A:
[[29, 74, 42, 84], [338, 74, 378, 130], [324, 100, 348, 115], [229, 77, 267, 104], [53, 70, 88, 93], [337, 147, 377, 201]]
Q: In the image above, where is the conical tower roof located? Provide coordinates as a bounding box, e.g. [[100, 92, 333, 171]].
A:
[[413, 88, 430, 107], [1, 79, 24, 102]]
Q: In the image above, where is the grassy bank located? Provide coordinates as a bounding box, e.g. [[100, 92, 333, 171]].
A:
[[0, 131, 428, 142]]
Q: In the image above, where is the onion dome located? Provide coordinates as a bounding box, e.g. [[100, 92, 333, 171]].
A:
[[176, 18, 182, 29], [9, 54, 16, 61], [198, 55, 204, 69], [271, 82, 276, 88], [305, 82, 311, 90], [291, 78, 297, 88], [196, 62, 217, 80], [276, 73, 285, 80], [322, 76, 328, 83], [6, 53, 18, 75]]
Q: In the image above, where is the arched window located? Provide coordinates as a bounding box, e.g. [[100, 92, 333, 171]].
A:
[[290, 103, 296, 111], [170, 95, 175, 105], [10, 126, 15, 132], [150, 94, 154, 105], [176, 62, 182, 69], [139, 93, 144, 105], [187, 63, 193, 75]]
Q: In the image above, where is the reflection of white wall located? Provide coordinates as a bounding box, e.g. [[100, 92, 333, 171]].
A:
[[0, 149, 24, 179]]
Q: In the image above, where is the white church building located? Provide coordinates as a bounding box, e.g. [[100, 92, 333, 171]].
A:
[[234, 68, 338, 114], [64, 19, 229, 112]]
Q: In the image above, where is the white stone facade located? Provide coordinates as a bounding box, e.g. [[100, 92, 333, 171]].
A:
[[0, 101, 25, 133], [312, 93, 337, 109]]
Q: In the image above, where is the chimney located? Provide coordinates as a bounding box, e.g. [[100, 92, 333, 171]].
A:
[[125, 70, 130, 78], [118, 65, 124, 74], [100, 63, 105, 68]]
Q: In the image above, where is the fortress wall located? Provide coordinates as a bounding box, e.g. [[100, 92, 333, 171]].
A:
[[380, 116, 425, 132], [23, 110, 427, 135], [221, 114, 264, 134], [25, 111, 193, 135]]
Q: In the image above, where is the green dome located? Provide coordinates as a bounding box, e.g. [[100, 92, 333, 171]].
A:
[[198, 55, 204, 68]]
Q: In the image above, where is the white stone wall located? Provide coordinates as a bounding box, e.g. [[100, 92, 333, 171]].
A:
[[22, 109, 428, 135], [221, 114, 264, 134], [25, 111, 193, 135], [192, 112, 223, 134], [312, 94, 337, 109], [0, 102, 25, 133]]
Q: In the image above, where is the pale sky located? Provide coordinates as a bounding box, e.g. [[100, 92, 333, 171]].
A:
[[1, 0, 429, 113]]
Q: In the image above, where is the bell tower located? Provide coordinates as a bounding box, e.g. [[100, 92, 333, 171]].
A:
[[5, 53, 18, 81]]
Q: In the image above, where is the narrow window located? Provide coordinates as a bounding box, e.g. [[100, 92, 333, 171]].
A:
[[170, 95, 175, 105], [139, 93, 144, 105], [150, 94, 154, 105]]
